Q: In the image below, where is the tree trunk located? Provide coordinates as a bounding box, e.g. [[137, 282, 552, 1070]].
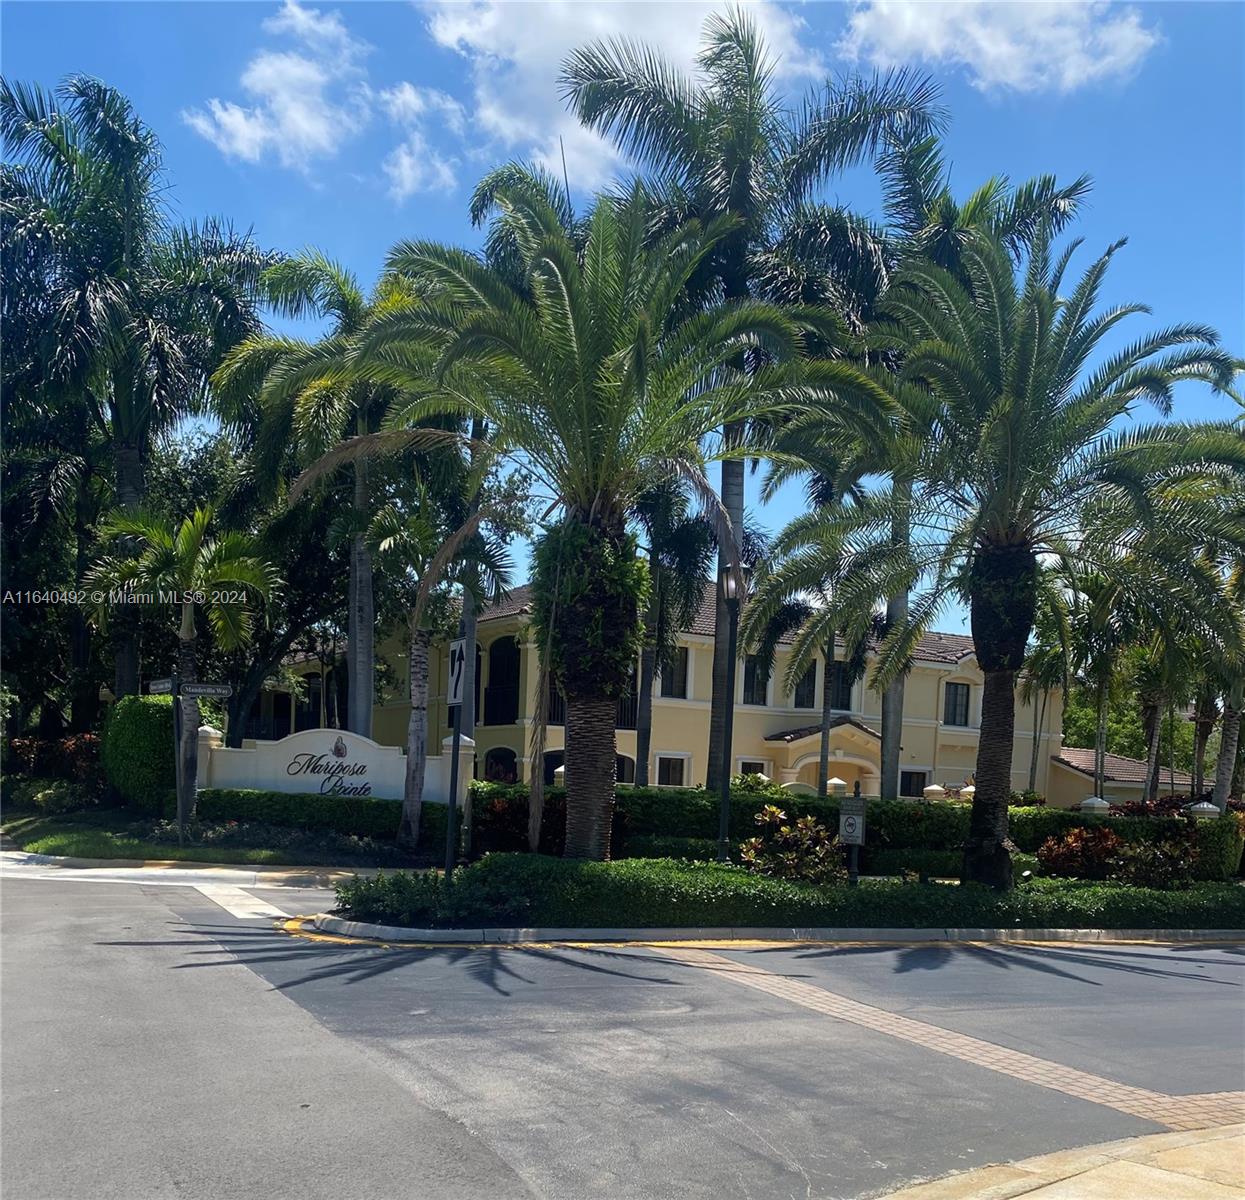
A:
[[112, 441, 144, 698], [397, 625, 430, 849], [177, 604, 200, 824], [635, 581, 658, 789], [1212, 697, 1241, 812], [1141, 697, 1163, 803], [68, 523, 98, 732], [459, 586, 478, 854], [707, 451, 744, 789], [964, 668, 1016, 888], [348, 455, 374, 738], [1093, 676, 1108, 797], [1027, 688, 1048, 794], [880, 481, 911, 801], [1192, 693, 1218, 797], [563, 694, 618, 860], [817, 647, 834, 797]]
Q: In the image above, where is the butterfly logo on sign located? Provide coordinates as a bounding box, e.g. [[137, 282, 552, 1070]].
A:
[[332, 735, 348, 758]]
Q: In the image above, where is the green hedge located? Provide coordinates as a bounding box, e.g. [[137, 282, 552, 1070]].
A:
[[863, 848, 1041, 878], [101, 696, 175, 814], [195, 788, 446, 844], [467, 782, 1243, 880], [336, 853, 1245, 930], [1, 776, 96, 814]]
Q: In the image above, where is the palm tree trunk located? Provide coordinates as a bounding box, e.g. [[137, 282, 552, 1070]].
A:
[[818, 647, 834, 797], [348, 456, 374, 738], [112, 440, 144, 698], [1027, 687, 1048, 794], [1212, 697, 1241, 812], [635, 579, 659, 789], [963, 668, 1016, 888], [1142, 697, 1163, 803], [397, 625, 430, 849], [880, 481, 911, 801], [177, 603, 200, 824], [1192, 694, 1217, 797], [707, 452, 745, 789], [68, 522, 98, 732], [1093, 676, 1109, 797], [563, 694, 618, 860]]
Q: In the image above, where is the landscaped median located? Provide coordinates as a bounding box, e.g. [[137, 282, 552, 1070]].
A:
[[331, 853, 1245, 937]]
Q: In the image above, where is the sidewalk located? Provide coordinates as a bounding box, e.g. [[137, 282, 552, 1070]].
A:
[[0, 848, 371, 888], [879, 1124, 1243, 1199]]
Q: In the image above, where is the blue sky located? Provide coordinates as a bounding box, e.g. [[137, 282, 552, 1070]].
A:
[[5, 1, 1243, 630]]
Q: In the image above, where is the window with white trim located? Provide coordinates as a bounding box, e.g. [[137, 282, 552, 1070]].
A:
[[900, 770, 927, 797], [793, 662, 816, 709], [944, 682, 971, 727], [741, 655, 768, 706], [656, 755, 687, 787]]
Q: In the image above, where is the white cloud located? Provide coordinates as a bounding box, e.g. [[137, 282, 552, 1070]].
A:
[[383, 131, 459, 200], [838, 1, 1159, 94], [183, 0, 371, 171], [421, 0, 822, 190], [380, 82, 467, 138]]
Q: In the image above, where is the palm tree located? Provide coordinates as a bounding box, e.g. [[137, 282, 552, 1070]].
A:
[[561, 8, 944, 791], [358, 185, 810, 858], [796, 229, 1243, 886], [87, 507, 276, 824], [632, 482, 716, 788], [214, 253, 408, 738], [1, 76, 272, 696]]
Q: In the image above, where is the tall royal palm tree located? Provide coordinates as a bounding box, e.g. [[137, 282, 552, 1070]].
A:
[[87, 507, 276, 825], [1, 76, 271, 696], [561, 8, 944, 790], [356, 186, 812, 858], [793, 228, 1244, 886], [214, 253, 410, 739]]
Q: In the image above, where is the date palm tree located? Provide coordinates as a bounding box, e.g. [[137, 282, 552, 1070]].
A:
[[561, 7, 944, 790], [87, 507, 276, 825], [356, 185, 813, 858], [1, 76, 271, 696], [790, 228, 1243, 886]]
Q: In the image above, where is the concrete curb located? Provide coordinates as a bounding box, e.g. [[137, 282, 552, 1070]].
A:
[[311, 913, 1245, 945]]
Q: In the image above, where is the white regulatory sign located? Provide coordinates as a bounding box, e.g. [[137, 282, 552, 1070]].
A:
[[838, 795, 866, 846], [447, 637, 467, 707]]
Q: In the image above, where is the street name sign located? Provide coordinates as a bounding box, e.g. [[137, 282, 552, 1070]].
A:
[[838, 795, 866, 846], [148, 678, 174, 695], [182, 682, 233, 699]]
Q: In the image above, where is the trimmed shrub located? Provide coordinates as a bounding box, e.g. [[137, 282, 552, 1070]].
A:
[[7, 734, 102, 787], [2, 776, 95, 813], [1112, 837, 1198, 890], [101, 696, 175, 814], [1193, 813, 1245, 881], [621, 835, 720, 861], [1038, 827, 1123, 881], [335, 852, 1245, 931], [194, 787, 447, 845]]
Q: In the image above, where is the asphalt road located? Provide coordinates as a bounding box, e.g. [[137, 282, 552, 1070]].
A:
[[2, 873, 1242, 1200]]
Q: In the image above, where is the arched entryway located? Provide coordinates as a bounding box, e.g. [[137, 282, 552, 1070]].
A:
[[484, 746, 518, 784]]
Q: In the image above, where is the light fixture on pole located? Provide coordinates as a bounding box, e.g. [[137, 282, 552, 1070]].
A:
[[717, 564, 741, 862]]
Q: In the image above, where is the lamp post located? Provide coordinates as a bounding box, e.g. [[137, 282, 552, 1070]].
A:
[[717, 564, 741, 862]]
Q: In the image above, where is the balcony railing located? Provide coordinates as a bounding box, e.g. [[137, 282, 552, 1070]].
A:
[[545, 683, 636, 729]]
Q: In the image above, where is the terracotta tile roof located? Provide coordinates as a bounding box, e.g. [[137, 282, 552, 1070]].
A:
[[764, 716, 881, 743], [1053, 747, 1193, 788], [480, 581, 977, 663]]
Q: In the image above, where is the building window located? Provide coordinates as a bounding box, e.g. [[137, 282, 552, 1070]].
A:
[[616, 755, 635, 784], [660, 646, 689, 699], [739, 759, 768, 777], [944, 682, 970, 727], [656, 755, 686, 787], [900, 770, 927, 798], [741, 656, 768, 706], [828, 660, 854, 711], [793, 662, 816, 709]]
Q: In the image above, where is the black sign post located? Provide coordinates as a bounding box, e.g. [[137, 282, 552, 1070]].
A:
[[148, 676, 231, 846], [444, 638, 466, 880]]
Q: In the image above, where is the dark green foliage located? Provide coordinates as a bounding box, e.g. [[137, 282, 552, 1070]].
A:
[[143, 818, 412, 867], [2, 776, 95, 813], [740, 804, 846, 885], [101, 696, 175, 813], [621, 835, 720, 861], [196, 788, 447, 844], [1192, 814, 1244, 881], [1111, 837, 1198, 890], [335, 853, 1245, 931]]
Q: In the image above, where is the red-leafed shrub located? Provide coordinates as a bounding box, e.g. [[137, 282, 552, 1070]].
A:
[[1111, 831, 1200, 889], [6, 734, 102, 788], [1037, 826, 1123, 880]]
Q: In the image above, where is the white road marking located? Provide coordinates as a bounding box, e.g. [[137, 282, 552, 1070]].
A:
[[193, 884, 290, 920]]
